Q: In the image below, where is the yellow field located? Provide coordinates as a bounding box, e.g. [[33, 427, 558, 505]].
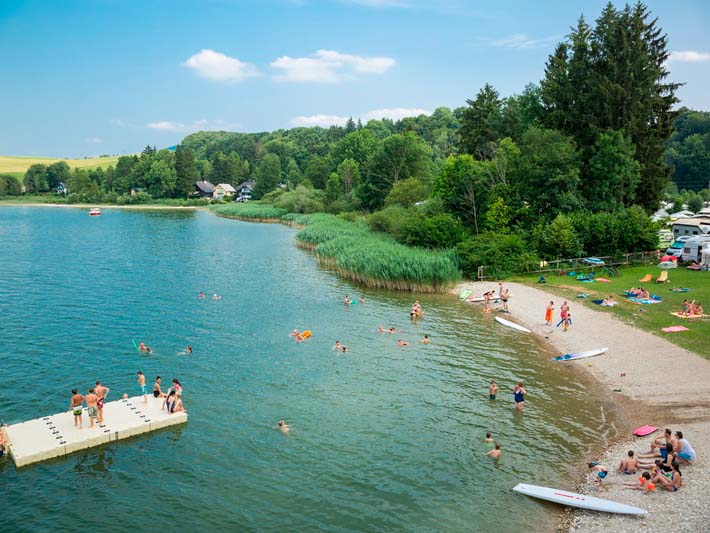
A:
[[0, 155, 121, 175]]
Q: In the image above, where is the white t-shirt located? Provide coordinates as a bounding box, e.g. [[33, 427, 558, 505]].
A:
[[679, 438, 696, 460]]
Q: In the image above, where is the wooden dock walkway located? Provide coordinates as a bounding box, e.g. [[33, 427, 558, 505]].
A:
[[2, 395, 187, 468]]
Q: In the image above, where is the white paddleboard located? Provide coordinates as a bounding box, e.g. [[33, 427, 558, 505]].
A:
[[552, 347, 608, 362], [467, 295, 511, 303], [495, 316, 531, 333], [513, 483, 647, 515]]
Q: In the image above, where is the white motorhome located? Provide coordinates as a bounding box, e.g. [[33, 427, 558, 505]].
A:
[[681, 236, 710, 262]]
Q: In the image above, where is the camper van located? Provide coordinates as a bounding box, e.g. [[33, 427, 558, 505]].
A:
[[681, 236, 710, 262]]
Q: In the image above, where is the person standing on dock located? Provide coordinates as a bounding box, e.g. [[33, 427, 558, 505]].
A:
[[70, 389, 84, 429], [137, 371, 147, 404], [95, 381, 109, 424], [85, 388, 99, 429]]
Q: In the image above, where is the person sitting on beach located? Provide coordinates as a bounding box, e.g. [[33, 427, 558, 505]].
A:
[[486, 444, 501, 459], [588, 462, 608, 491], [420, 335, 431, 344], [171, 396, 185, 414], [278, 420, 290, 434], [344, 295, 351, 305], [163, 390, 177, 413], [681, 299, 691, 316], [602, 295, 617, 306], [397, 339, 409, 347], [675, 431, 696, 463], [639, 443, 677, 471], [138, 342, 152, 353], [623, 471, 656, 493], [640, 429, 677, 458], [651, 460, 682, 492], [627, 287, 641, 297], [618, 450, 639, 474], [638, 287, 650, 299], [692, 302, 704, 315], [171, 378, 183, 398]]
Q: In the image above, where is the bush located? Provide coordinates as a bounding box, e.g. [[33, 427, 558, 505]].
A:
[[213, 203, 287, 220], [457, 232, 539, 278], [272, 185, 325, 214], [571, 206, 658, 256], [384, 178, 429, 207], [366, 206, 417, 240], [400, 213, 467, 249]]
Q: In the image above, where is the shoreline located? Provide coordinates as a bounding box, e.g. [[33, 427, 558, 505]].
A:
[[454, 281, 710, 531], [0, 202, 202, 210]]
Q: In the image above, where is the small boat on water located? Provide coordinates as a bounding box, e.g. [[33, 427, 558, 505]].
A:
[[89, 208, 102, 216]]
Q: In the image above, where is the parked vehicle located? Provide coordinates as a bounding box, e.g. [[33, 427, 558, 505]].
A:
[[681, 236, 710, 262], [665, 241, 686, 258]]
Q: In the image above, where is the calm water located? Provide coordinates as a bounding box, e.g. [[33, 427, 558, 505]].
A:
[[1, 207, 616, 532]]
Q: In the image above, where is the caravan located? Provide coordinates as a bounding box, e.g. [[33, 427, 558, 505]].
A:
[[681, 236, 710, 262]]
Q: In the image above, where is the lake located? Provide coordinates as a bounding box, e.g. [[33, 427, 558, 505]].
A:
[[0, 207, 617, 531]]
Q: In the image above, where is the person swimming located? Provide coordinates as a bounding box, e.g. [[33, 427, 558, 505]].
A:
[[486, 443, 501, 459], [198, 291, 205, 299], [138, 342, 152, 353], [185, 345, 193, 354], [290, 329, 300, 337], [484, 432, 495, 448], [278, 420, 290, 434], [344, 295, 351, 305], [212, 293, 222, 301], [397, 339, 408, 347], [420, 335, 431, 344], [489, 379, 498, 400], [358, 296, 365, 304]]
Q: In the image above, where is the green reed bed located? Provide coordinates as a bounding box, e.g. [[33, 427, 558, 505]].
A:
[[292, 217, 460, 292], [213, 203, 287, 222]]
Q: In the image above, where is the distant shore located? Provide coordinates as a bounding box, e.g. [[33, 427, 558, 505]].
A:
[[0, 202, 201, 210], [453, 281, 710, 532]]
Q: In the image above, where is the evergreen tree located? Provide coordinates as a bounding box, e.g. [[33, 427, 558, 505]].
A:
[[253, 153, 281, 198], [174, 145, 199, 197], [459, 83, 503, 159]]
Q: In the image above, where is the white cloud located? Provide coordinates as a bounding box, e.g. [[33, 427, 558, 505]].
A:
[[669, 51, 710, 63], [488, 33, 559, 50], [271, 49, 395, 83], [85, 137, 103, 144], [146, 119, 239, 133], [362, 107, 430, 121], [290, 107, 429, 127], [183, 49, 260, 83]]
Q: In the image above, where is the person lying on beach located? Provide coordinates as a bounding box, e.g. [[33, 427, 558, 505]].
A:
[[486, 444, 501, 459], [420, 335, 431, 344], [588, 462, 608, 491], [602, 296, 617, 306], [618, 450, 639, 474], [675, 431, 696, 463], [651, 460, 682, 492], [628, 287, 641, 297], [278, 420, 290, 434], [397, 339, 409, 347], [623, 471, 656, 493]]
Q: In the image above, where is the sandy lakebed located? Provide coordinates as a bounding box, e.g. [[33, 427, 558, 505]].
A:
[[453, 281, 710, 532]]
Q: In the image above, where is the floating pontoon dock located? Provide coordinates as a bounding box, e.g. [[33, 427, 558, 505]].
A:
[[2, 395, 187, 468]]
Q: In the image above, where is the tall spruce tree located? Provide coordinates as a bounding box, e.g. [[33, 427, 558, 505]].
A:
[[174, 145, 199, 197], [541, 2, 680, 211], [459, 83, 503, 159]]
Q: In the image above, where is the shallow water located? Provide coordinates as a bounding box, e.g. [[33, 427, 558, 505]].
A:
[[1, 207, 613, 531]]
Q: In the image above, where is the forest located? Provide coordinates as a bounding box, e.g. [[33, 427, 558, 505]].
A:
[[3, 2, 710, 278]]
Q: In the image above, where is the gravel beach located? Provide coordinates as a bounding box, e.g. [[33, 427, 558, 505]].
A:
[[454, 281, 710, 532]]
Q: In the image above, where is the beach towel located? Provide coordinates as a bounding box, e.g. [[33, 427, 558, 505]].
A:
[[671, 288, 689, 293], [576, 293, 589, 298], [628, 298, 662, 305], [595, 278, 611, 282], [670, 312, 708, 319], [661, 326, 689, 332]]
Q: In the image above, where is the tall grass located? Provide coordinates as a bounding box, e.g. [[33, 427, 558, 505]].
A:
[[213, 203, 287, 221], [294, 216, 460, 292]]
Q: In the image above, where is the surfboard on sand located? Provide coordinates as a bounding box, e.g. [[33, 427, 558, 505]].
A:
[[633, 425, 657, 437], [552, 347, 608, 362], [513, 483, 648, 515], [459, 290, 473, 300], [495, 316, 531, 333]]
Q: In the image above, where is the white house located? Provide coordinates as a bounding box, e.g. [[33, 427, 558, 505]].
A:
[[213, 183, 236, 200]]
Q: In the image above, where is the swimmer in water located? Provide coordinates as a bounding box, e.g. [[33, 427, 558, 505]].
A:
[[489, 379, 498, 400], [344, 295, 351, 305], [358, 296, 365, 304], [212, 294, 221, 301], [388, 326, 396, 334], [185, 345, 192, 354], [278, 420, 290, 434], [332, 340, 342, 351], [138, 342, 152, 353], [290, 329, 300, 337], [199, 291, 205, 299], [397, 339, 408, 347], [420, 335, 431, 344], [484, 432, 495, 447], [486, 444, 501, 459]]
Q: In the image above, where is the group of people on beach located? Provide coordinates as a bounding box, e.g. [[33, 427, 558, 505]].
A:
[[588, 427, 696, 494], [681, 299, 704, 316], [481, 283, 510, 314], [627, 286, 651, 299], [69, 381, 110, 429], [542, 300, 572, 330], [144, 373, 185, 414]]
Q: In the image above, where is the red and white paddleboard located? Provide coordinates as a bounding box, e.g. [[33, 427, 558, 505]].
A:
[[513, 483, 647, 515], [633, 425, 658, 437]]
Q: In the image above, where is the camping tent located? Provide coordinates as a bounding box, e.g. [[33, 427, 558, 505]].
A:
[[701, 248, 710, 269]]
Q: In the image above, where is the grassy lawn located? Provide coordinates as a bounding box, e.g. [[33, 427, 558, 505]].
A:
[[0, 155, 121, 175], [513, 264, 710, 357]]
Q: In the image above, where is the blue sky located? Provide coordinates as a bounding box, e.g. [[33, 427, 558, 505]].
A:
[[1, 0, 708, 157]]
